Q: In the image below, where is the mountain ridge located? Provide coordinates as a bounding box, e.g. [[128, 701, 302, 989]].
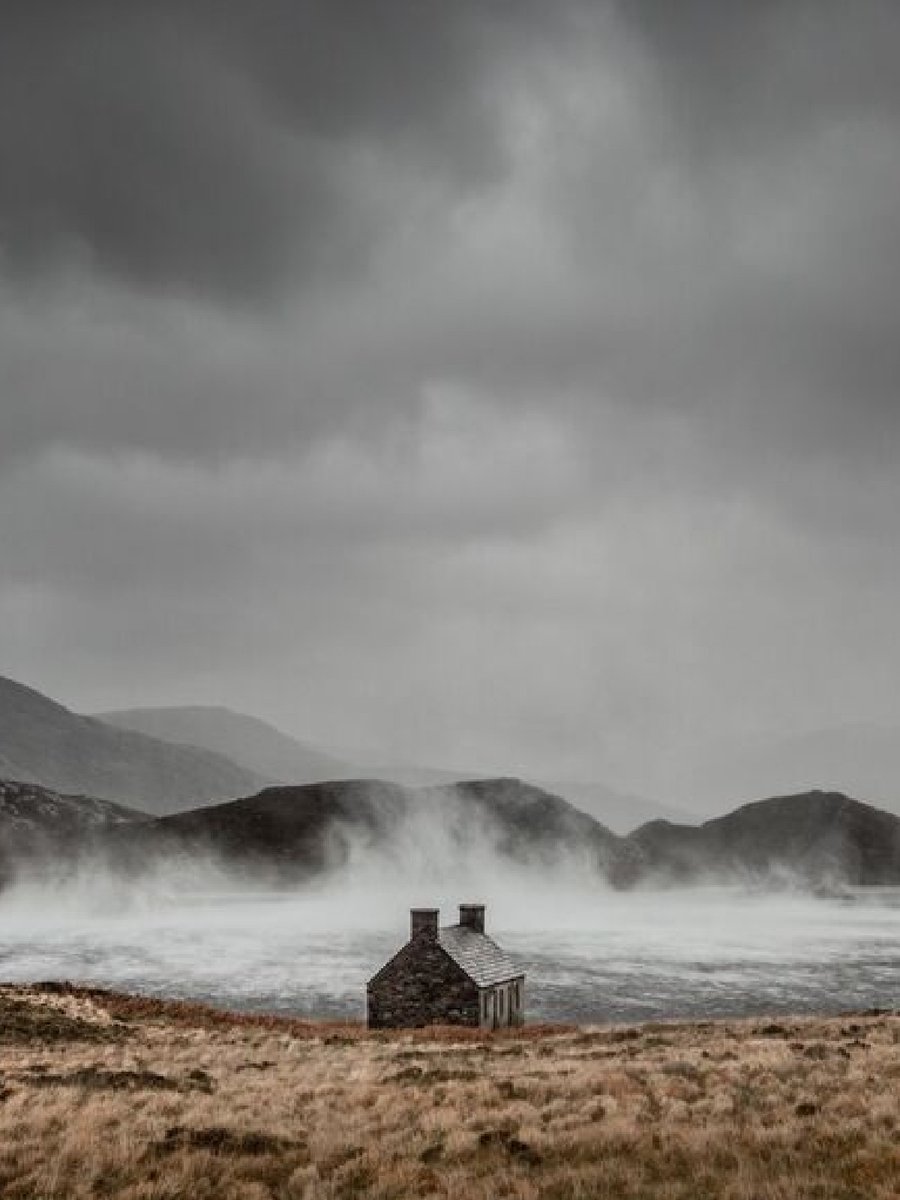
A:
[[0, 772, 897, 893]]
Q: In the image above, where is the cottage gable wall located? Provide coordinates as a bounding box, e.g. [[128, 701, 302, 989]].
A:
[[367, 936, 479, 1029]]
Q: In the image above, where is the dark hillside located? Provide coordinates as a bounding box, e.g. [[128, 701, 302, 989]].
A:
[[105, 777, 636, 886], [629, 791, 900, 886], [140, 779, 410, 877]]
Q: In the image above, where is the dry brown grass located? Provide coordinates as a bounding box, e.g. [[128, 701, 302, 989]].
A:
[[0, 984, 897, 1199]]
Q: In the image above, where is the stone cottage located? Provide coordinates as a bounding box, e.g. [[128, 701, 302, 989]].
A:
[[367, 904, 525, 1029]]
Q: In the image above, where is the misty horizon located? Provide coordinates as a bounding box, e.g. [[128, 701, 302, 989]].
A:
[[6, 668, 900, 819]]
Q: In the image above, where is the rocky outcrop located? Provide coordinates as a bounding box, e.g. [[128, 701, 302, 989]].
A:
[[0, 779, 146, 887]]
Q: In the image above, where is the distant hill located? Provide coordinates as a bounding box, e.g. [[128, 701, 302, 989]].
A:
[[96, 705, 361, 786], [0, 779, 146, 888], [0, 676, 268, 815], [541, 780, 699, 835], [687, 725, 900, 818], [629, 791, 900, 887]]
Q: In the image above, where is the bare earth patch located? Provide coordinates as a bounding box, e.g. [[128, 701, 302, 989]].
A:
[[0, 984, 897, 1199]]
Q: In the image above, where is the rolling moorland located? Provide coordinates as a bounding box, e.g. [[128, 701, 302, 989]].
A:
[[0, 984, 896, 1200]]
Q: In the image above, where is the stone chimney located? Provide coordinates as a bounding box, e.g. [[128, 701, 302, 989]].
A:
[[458, 904, 485, 934], [410, 908, 439, 940]]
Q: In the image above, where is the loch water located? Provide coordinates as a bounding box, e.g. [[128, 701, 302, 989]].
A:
[[1, 885, 896, 1022]]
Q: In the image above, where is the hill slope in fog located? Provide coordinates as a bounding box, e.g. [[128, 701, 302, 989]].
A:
[[97, 702, 679, 833], [0, 779, 146, 887], [96, 705, 361, 786], [629, 790, 900, 886], [0, 676, 269, 815], [99, 707, 472, 791], [107, 776, 638, 886]]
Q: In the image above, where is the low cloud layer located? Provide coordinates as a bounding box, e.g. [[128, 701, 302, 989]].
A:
[[2, 2, 899, 803]]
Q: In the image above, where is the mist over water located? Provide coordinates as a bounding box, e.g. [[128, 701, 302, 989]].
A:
[[0, 868, 896, 1022]]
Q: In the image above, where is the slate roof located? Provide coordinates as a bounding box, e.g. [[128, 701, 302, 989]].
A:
[[438, 924, 522, 988]]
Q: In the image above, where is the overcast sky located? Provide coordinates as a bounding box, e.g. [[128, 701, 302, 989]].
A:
[[2, 1, 899, 801]]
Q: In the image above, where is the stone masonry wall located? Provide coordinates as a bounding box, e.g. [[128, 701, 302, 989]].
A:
[[367, 937, 480, 1029]]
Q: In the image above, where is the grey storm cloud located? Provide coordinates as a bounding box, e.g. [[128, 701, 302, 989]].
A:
[[0, 0, 897, 464], [0, 0, 896, 297], [0, 0, 560, 298], [621, 0, 900, 148]]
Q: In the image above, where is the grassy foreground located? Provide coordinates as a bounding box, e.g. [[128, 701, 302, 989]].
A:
[[0, 985, 897, 1199]]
